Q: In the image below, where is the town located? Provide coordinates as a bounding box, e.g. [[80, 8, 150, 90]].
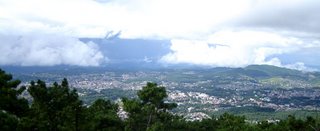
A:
[[13, 66, 320, 120]]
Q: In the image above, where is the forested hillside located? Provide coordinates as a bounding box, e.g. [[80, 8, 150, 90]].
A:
[[1, 68, 320, 131]]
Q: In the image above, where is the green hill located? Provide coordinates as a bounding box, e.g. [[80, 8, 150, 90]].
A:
[[245, 65, 302, 77]]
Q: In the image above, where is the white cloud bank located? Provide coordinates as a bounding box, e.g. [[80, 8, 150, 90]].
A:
[[0, 33, 104, 66], [2, 0, 318, 39], [160, 30, 320, 70], [1, 0, 320, 68], [0, 0, 251, 38]]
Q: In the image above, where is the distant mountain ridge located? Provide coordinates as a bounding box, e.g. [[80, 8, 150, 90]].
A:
[[1, 64, 317, 74], [203, 64, 311, 77]]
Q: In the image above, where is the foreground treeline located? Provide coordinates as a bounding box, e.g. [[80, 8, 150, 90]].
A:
[[1, 69, 320, 131]]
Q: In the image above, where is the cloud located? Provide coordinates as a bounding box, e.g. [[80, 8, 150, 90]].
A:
[[1, 0, 319, 39], [1, 0, 320, 68], [143, 56, 152, 63], [160, 30, 318, 69], [236, 0, 320, 33], [0, 33, 105, 66], [0, 0, 251, 39], [283, 62, 317, 72]]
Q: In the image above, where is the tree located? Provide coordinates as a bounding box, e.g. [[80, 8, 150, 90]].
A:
[[87, 99, 124, 131], [122, 82, 177, 131], [137, 83, 177, 111], [216, 113, 251, 130], [0, 111, 19, 131], [0, 69, 29, 117], [0, 69, 29, 131], [22, 78, 86, 131], [122, 98, 146, 131]]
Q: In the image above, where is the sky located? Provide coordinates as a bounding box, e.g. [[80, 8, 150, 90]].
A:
[[1, 0, 320, 70]]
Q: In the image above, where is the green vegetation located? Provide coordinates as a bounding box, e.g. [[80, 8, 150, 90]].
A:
[[1, 68, 320, 131], [122, 82, 178, 130], [245, 65, 301, 77], [213, 107, 320, 121], [1, 69, 124, 131]]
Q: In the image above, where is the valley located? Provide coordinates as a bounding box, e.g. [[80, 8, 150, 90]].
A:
[[6, 65, 320, 120]]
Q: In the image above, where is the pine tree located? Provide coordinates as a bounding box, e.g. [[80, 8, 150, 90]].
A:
[[0, 69, 29, 131], [24, 78, 85, 130], [122, 82, 177, 131]]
